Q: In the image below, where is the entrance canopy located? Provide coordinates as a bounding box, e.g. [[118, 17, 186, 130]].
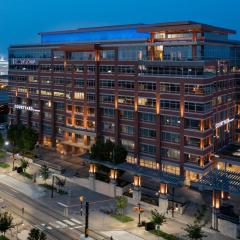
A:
[[198, 169, 240, 195]]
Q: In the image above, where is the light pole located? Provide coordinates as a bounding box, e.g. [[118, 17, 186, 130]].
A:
[[80, 195, 84, 216], [85, 201, 89, 238], [51, 174, 55, 198], [133, 203, 144, 227]]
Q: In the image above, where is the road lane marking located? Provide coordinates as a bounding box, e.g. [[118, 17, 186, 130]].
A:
[[70, 218, 82, 224], [46, 226, 52, 230], [63, 219, 75, 226]]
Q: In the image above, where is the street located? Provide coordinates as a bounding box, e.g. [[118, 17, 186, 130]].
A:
[[0, 181, 89, 240]]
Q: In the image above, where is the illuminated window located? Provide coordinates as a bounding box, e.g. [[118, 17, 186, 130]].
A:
[[74, 92, 84, 100]]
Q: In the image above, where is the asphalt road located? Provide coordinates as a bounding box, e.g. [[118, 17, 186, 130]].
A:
[[0, 182, 87, 240]]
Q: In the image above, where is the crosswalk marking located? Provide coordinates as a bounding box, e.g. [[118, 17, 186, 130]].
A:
[[63, 219, 75, 226], [49, 222, 61, 228], [56, 221, 67, 227], [70, 218, 82, 224], [36, 218, 83, 231]]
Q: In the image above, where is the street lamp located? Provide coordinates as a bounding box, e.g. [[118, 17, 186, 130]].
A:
[[4, 141, 9, 146], [80, 195, 84, 216], [51, 174, 55, 198], [133, 203, 144, 227]]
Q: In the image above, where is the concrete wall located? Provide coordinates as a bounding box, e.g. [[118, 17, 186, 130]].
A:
[[218, 218, 239, 239]]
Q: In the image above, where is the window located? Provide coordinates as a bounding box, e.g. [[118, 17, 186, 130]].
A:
[[41, 90, 51, 96], [75, 106, 83, 114], [75, 79, 84, 87], [138, 82, 156, 91], [101, 122, 115, 131], [140, 128, 156, 138], [100, 80, 115, 88], [100, 94, 114, 103], [53, 77, 64, 85], [87, 108, 95, 116], [121, 139, 134, 150], [100, 65, 115, 73], [118, 66, 135, 74], [160, 83, 180, 93], [100, 50, 115, 60], [140, 159, 158, 169], [184, 102, 212, 113], [118, 80, 134, 89], [86, 93, 95, 102], [102, 108, 115, 117], [184, 137, 200, 148], [71, 52, 95, 60], [74, 92, 84, 100], [118, 46, 147, 60], [160, 100, 180, 110], [74, 65, 84, 73], [87, 66, 95, 73], [161, 115, 180, 126], [118, 96, 134, 105], [140, 144, 156, 154], [161, 132, 180, 143], [53, 91, 65, 97], [121, 125, 134, 135], [53, 65, 64, 72], [139, 112, 156, 122], [138, 97, 156, 107], [120, 110, 134, 120], [161, 148, 180, 160], [55, 102, 65, 110], [184, 119, 200, 130], [41, 76, 51, 84], [76, 119, 84, 127], [87, 79, 95, 88]]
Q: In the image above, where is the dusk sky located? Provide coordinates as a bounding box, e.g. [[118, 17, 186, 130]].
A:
[[1, 0, 240, 58]]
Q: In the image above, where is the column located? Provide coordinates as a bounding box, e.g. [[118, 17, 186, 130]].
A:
[[212, 190, 221, 230], [89, 163, 96, 191], [109, 169, 117, 198], [158, 183, 168, 214], [132, 176, 141, 203]]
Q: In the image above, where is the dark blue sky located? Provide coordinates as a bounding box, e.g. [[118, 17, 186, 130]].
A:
[[1, 0, 240, 57]]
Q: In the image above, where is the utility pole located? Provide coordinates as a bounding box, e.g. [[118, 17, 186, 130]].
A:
[[85, 201, 89, 238]]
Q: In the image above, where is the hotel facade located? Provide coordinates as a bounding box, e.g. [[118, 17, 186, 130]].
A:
[[8, 21, 240, 184]]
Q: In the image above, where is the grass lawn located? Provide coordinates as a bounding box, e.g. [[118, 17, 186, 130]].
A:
[[0, 162, 10, 168], [0, 150, 6, 158], [111, 214, 134, 223], [0, 236, 10, 240], [150, 230, 177, 240], [19, 172, 33, 180]]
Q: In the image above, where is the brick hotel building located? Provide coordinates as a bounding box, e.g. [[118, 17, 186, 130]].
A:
[[8, 21, 240, 184]]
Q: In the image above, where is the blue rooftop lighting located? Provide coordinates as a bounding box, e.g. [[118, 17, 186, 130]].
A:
[[41, 28, 150, 43]]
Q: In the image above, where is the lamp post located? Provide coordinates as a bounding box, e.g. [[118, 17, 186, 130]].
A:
[[80, 195, 84, 216], [85, 201, 89, 238], [133, 203, 144, 227], [51, 174, 55, 198]]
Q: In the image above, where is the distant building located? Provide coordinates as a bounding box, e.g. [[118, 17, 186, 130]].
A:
[[8, 21, 240, 184]]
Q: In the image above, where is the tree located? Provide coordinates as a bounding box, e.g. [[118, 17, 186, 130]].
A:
[[0, 133, 4, 148], [184, 206, 207, 240], [0, 211, 14, 236], [184, 224, 206, 240], [28, 228, 47, 240], [90, 139, 127, 164], [150, 209, 166, 231], [115, 196, 128, 215], [55, 176, 66, 192], [21, 127, 38, 151], [113, 144, 128, 164], [39, 164, 50, 183], [20, 158, 29, 173]]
